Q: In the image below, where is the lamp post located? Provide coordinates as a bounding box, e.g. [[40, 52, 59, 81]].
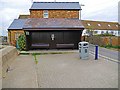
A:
[[31, 0, 33, 3], [80, 4, 85, 20]]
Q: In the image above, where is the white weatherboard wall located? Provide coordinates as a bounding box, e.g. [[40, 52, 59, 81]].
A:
[[97, 30, 120, 36], [82, 29, 89, 36], [82, 29, 120, 36]]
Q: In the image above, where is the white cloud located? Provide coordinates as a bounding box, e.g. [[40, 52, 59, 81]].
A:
[[82, 4, 118, 21], [0, 0, 31, 36], [81, 0, 118, 20]]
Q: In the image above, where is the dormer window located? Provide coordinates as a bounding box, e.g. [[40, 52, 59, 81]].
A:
[[43, 10, 48, 18], [87, 23, 91, 26], [98, 24, 101, 26], [108, 24, 110, 27]]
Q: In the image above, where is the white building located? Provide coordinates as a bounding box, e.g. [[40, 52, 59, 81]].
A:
[[81, 20, 119, 36]]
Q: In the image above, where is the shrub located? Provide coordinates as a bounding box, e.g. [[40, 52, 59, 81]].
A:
[[17, 34, 26, 50], [104, 44, 120, 49]]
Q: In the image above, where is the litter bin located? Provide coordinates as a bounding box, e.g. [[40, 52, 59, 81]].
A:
[[78, 42, 89, 59]]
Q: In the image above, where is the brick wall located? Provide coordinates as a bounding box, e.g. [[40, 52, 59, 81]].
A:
[[8, 30, 24, 46], [100, 37, 120, 46], [30, 10, 80, 19], [30, 10, 43, 18], [84, 36, 120, 46], [111, 37, 120, 46]]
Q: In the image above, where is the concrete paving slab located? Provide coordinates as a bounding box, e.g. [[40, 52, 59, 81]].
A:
[[2, 51, 118, 88], [2, 55, 38, 88], [36, 52, 118, 88]]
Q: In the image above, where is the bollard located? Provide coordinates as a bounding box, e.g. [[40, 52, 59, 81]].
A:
[[95, 45, 98, 60]]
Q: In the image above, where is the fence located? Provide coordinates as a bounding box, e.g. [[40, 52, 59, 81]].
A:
[[82, 36, 120, 46]]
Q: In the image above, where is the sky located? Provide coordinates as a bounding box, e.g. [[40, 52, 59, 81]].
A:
[[0, 0, 119, 36]]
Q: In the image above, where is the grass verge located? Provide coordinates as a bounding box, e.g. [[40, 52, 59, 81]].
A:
[[32, 53, 38, 64], [20, 52, 73, 55], [101, 45, 120, 51]]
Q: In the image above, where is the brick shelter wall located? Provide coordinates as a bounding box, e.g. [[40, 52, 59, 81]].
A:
[[30, 10, 80, 19], [8, 30, 24, 46]]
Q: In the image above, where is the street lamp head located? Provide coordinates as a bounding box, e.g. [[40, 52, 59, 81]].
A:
[[80, 4, 85, 6], [79, 4, 85, 20]]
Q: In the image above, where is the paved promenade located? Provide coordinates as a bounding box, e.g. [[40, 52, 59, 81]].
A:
[[2, 51, 118, 88]]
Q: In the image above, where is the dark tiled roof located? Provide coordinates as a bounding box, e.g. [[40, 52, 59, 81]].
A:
[[8, 19, 27, 30], [30, 2, 81, 10], [81, 20, 119, 30], [23, 18, 84, 29], [8, 19, 119, 31]]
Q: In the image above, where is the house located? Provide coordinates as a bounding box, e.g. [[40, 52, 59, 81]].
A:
[[8, 2, 84, 50], [8, 19, 26, 46], [81, 20, 119, 36], [0, 36, 8, 45], [8, 2, 119, 50]]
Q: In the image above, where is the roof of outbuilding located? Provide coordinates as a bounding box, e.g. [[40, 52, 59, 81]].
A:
[[23, 18, 84, 29], [30, 2, 81, 10], [81, 20, 119, 30], [8, 19, 27, 30], [8, 19, 119, 31], [18, 15, 30, 19]]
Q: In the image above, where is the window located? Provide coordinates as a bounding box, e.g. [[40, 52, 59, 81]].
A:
[[101, 31, 104, 34], [43, 10, 48, 18], [110, 31, 114, 35], [98, 24, 101, 26], [87, 23, 91, 26], [116, 24, 118, 27], [106, 31, 109, 34], [108, 24, 111, 27], [94, 31, 98, 34], [118, 31, 120, 35], [15, 33, 21, 40]]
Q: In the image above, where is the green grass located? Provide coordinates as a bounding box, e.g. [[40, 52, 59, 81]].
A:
[[20, 52, 73, 55], [102, 45, 120, 49], [32, 53, 38, 64], [19, 53, 30, 55]]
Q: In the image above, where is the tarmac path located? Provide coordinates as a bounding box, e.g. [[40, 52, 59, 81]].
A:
[[89, 44, 119, 61]]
